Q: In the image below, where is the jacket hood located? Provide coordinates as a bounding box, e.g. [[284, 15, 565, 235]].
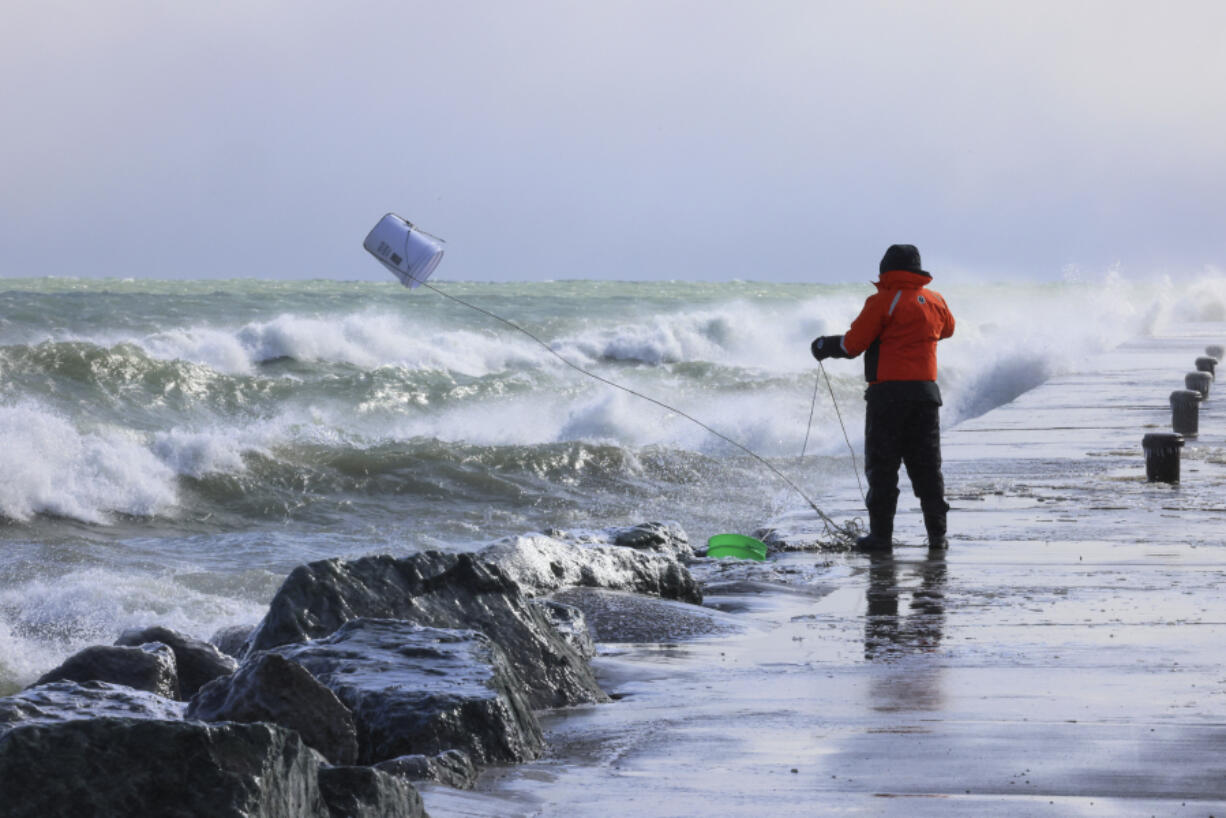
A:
[[875, 269, 933, 291]]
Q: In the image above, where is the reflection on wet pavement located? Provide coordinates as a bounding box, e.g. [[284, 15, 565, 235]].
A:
[[864, 549, 947, 662]]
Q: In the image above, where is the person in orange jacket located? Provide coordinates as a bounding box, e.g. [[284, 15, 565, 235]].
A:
[[811, 244, 955, 551]]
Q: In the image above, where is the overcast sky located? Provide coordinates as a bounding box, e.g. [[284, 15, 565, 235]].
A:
[[3, 1, 1224, 283]]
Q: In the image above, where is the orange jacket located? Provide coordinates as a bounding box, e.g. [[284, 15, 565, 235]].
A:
[[841, 269, 955, 383]]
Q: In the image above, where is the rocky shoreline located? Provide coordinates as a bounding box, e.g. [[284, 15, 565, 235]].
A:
[[0, 521, 735, 817]]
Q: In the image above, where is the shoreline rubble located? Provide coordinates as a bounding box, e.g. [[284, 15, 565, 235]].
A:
[[0, 520, 723, 817]]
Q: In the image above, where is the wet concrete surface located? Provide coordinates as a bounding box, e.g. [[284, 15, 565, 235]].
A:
[[421, 329, 1226, 817]]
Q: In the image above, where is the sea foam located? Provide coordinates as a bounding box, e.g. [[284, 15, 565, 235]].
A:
[[0, 566, 267, 688], [146, 313, 549, 377], [0, 403, 177, 523]]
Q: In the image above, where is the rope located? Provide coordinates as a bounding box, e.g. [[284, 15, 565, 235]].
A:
[[800, 371, 820, 459], [818, 361, 867, 505], [406, 276, 859, 538]]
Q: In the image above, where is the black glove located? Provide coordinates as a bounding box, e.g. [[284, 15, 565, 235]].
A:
[[810, 335, 847, 361]]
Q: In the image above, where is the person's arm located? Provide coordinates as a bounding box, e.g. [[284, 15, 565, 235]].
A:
[[839, 292, 888, 356], [811, 292, 886, 360], [940, 302, 955, 340]]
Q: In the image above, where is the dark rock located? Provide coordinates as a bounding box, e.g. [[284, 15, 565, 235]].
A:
[[535, 598, 596, 659], [481, 532, 702, 603], [0, 680, 184, 736], [187, 652, 359, 766], [273, 619, 543, 766], [116, 625, 238, 699], [374, 749, 478, 790], [609, 521, 694, 561], [34, 642, 179, 699], [318, 765, 426, 818], [551, 588, 746, 643], [246, 551, 605, 709], [211, 624, 255, 659], [0, 718, 333, 818]]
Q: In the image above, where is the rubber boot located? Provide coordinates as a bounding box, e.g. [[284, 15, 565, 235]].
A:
[[923, 501, 949, 550], [856, 507, 895, 553], [857, 487, 897, 552]]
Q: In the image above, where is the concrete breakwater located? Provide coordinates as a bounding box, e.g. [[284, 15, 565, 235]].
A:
[[0, 522, 716, 817], [416, 330, 1226, 817]]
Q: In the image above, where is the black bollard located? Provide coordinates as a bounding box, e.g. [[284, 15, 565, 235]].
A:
[[1186, 371, 1212, 399], [1208, 344, 1225, 360], [1143, 433, 1184, 483], [1170, 389, 1201, 436], [1196, 356, 1218, 376]]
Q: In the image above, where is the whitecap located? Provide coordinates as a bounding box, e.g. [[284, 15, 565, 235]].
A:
[[0, 403, 178, 523]]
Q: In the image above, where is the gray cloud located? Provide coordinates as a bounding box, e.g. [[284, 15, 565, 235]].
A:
[[2, 0, 1224, 282]]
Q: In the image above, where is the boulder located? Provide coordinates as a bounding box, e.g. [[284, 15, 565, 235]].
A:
[[0, 718, 334, 818], [0, 681, 184, 736], [609, 521, 695, 562], [480, 532, 702, 603], [318, 765, 426, 818], [187, 652, 358, 766], [33, 642, 179, 699], [273, 619, 543, 766], [246, 551, 605, 709], [374, 749, 478, 790], [116, 626, 238, 699], [534, 599, 596, 660], [211, 624, 255, 659]]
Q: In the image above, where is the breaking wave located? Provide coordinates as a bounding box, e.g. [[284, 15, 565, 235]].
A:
[[0, 271, 1216, 529], [0, 403, 177, 524]]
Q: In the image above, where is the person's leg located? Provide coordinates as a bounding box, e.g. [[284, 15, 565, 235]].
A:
[[901, 401, 949, 548], [862, 397, 903, 548]]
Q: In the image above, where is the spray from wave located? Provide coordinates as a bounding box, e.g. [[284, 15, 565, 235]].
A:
[[0, 270, 1213, 530], [0, 403, 177, 523]]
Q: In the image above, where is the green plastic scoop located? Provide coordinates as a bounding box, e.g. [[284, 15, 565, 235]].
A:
[[705, 533, 768, 561]]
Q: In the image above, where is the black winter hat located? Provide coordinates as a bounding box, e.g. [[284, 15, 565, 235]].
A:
[[879, 244, 929, 277]]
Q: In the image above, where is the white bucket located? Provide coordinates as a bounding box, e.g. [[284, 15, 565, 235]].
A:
[[363, 213, 445, 289]]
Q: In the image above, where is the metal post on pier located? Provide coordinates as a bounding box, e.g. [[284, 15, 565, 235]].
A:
[[1143, 433, 1184, 483]]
